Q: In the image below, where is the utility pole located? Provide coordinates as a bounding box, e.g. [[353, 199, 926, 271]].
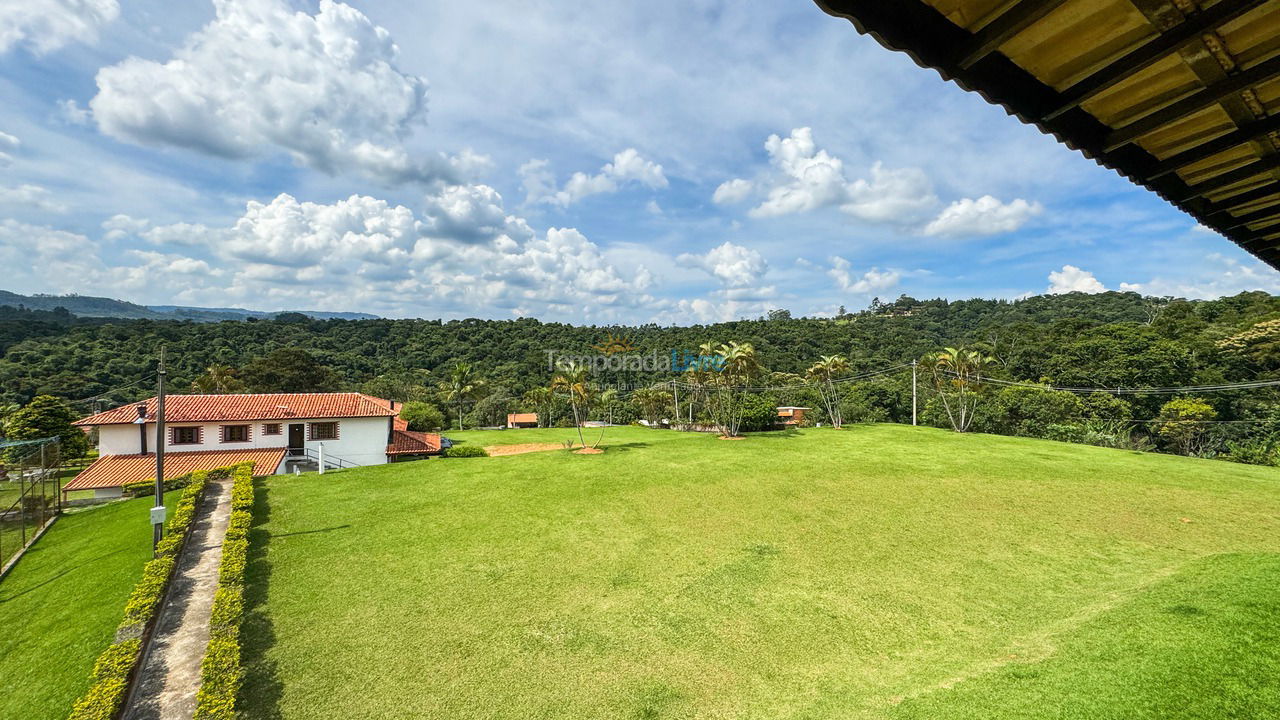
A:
[[911, 359, 918, 426], [152, 346, 167, 555]]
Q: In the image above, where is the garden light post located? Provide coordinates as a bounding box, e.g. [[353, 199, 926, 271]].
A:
[[911, 359, 918, 426], [152, 347, 167, 555]]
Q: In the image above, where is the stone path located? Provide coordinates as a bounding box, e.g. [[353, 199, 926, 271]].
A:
[[123, 479, 231, 720]]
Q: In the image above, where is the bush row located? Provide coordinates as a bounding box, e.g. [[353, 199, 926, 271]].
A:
[[193, 463, 254, 720], [68, 466, 231, 720], [443, 444, 488, 458]]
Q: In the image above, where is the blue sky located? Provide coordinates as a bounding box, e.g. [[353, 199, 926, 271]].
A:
[[1, 0, 1276, 322]]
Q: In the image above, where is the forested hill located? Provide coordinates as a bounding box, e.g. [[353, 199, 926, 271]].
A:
[[0, 290, 377, 322], [4, 290, 1280, 411]]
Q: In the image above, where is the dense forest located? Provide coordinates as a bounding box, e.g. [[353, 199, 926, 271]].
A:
[[4, 290, 1280, 463]]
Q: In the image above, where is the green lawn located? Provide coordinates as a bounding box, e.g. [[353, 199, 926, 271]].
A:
[[0, 491, 180, 719], [241, 425, 1280, 719]]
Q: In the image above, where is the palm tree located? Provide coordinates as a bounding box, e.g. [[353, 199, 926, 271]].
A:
[[437, 362, 484, 430], [709, 341, 763, 437], [806, 355, 851, 428], [190, 364, 244, 393], [522, 387, 556, 427], [932, 346, 994, 432], [550, 359, 593, 448], [631, 385, 673, 426]]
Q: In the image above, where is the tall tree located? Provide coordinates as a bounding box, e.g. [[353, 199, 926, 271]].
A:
[[932, 346, 994, 433], [239, 348, 341, 393], [807, 355, 850, 428], [707, 341, 763, 437], [3, 394, 89, 460], [437, 362, 484, 430], [522, 387, 557, 428], [551, 359, 594, 448], [190, 364, 245, 393]]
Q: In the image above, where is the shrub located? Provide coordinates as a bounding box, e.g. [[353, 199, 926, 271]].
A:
[[400, 401, 445, 432], [70, 464, 235, 720], [194, 464, 253, 720], [738, 393, 779, 432], [1221, 437, 1279, 466], [976, 385, 1085, 439], [123, 469, 198, 498], [1156, 397, 1217, 456], [444, 444, 488, 458], [66, 638, 141, 720]]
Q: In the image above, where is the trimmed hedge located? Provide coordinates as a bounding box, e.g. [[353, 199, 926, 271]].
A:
[[443, 444, 488, 458], [193, 463, 254, 720], [67, 465, 239, 720]]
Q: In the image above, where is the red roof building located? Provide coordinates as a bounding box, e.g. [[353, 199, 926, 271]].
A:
[[64, 448, 286, 492], [69, 393, 442, 497]]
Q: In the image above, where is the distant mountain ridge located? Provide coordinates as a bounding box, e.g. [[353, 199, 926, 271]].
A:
[[0, 291, 378, 322]]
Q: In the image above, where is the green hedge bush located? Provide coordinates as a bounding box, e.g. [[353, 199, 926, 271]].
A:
[[444, 444, 488, 458], [193, 463, 254, 720], [67, 465, 237, 720]]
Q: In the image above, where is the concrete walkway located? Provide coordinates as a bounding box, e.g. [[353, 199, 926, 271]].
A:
[[123, 480, 231, 720]]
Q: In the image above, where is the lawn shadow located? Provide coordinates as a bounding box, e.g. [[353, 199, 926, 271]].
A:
[[600, 442, 652, 452], [272, 524, 350, 538], [0, 548, 127, 603], [238, 478, 284, 720]]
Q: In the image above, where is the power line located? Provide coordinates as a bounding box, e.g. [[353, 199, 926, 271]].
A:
[[939, 371, 1280, 395]]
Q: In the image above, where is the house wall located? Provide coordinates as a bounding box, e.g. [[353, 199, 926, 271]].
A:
[[95, 416, 393, 467]]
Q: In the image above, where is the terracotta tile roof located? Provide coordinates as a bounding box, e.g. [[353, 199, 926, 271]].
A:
[[386, 429, 442, 456], [74, 393, 397, 426], [64, 448, 286, 491], [507, 413, 538, 424]]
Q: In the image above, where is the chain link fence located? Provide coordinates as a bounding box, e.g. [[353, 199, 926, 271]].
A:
[[0, 437, 63, 574]]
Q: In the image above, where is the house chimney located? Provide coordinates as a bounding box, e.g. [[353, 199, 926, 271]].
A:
[[136, 404, 148, 419]]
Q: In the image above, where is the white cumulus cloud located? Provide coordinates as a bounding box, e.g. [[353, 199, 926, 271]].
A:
[[678, 241, 768, 288], [107, 185, 658, 319], [0, 184, 67, 212], [0, 0, 118, 55], [923, 195, 1042, 237], [521, 148, 667, 207], [829, 256, 901, 294], [89, 0, 462, 184], [720, 128, 938, 225], [1047, 265, 1106, 294], [712, 178, 753, 205]]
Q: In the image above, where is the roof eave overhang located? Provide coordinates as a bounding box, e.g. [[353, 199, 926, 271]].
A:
[[813, 0, 1280, 271]]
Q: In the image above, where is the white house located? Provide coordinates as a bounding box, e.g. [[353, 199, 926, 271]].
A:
[[66, 393, 444, 498]]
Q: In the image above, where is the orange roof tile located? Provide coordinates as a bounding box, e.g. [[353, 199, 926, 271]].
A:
[[507, 413, 538, 423], [386, 429, 442, 455], [74, 393, 396, 426], [64, 448, 286, 491]]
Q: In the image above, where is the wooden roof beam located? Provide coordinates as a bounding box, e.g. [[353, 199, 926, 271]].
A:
[[1202, 183, 1280, 219], [1220, 202, 1280, 230], [1104, 53, 1280, 152], [957, 0, 1072, 69], [1147, 113, 1280, 180], [1044, 0, 1268, 122], [1176, 156, 1280, 200]]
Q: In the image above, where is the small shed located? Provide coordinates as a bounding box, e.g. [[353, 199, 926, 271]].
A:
[[506, 413, 539, 429], [776, 407, 811, 425]]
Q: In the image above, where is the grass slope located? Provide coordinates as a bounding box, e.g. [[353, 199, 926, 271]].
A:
[[0, 492, 178, 719], [241, 425, 1280, 719]]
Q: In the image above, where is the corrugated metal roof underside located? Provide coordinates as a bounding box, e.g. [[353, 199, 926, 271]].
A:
[[815, 0, 1280, 268]]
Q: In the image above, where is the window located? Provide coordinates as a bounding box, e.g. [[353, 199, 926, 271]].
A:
[[222, 424, 250, 443], [309, 421, 339, 440], [262, 423, 282, 436], [171, 426, 201, 445]]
